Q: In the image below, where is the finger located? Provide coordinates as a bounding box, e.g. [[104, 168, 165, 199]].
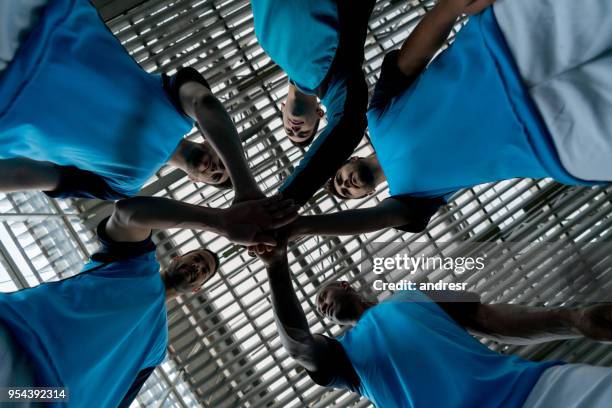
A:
[[255, 235, 277, 247]]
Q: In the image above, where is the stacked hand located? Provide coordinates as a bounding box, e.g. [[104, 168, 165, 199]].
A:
[[254, 229, 289, 266], [219, 195, 298, 246]]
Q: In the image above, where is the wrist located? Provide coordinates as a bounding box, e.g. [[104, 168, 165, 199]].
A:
[[559, 308, 582, 335], [264, 256, 287, 269]]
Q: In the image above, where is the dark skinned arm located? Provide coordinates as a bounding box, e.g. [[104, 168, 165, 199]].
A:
[[258, 244, 343, 376], [290, 197, 430, 237], [426, 290, 612, 345]]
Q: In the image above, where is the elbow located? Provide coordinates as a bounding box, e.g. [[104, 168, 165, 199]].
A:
[[112, 198, 140, 229], [191, 91, 219, 113], [392, 211, 426, 233], [287, 348, 319, 372]]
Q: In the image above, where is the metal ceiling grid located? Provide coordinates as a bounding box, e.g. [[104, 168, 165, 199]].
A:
[[1, 1, 611, 407]]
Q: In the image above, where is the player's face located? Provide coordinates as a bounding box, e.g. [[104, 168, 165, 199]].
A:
[[186, 143, 230, 185], [333, 158, 376, 199], [281, 99, 322, 144], [173, 249, 218, 293], [316, 282, 361, 325]]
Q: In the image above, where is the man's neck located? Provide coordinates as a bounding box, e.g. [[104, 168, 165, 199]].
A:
[[288, 83, 319, 107]]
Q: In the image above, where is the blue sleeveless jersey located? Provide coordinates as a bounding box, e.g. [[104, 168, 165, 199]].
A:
[[367, 8, 592, 199], [251, 0, 340, 94], [337, 290, 561, 407], [0, 251, 167, 408], [0, 0, 193, 196]]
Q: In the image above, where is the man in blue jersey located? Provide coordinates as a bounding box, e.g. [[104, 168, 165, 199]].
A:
[[0, 0, 258, 199], [0, 192, 298, 407], [258, 241, 612, 408], [251, 0, 373, 205], [282, 0, 612, 240]]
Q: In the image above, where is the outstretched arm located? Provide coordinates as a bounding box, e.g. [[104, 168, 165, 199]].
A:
[[397, 0, 495, 79], [258, 242, 344, 379], [105, 195, 297, 245], [290, 196, 441, 237], [468, 302, 612, 345], [179, 80, 262, 201], [426, 290, 612, 345]]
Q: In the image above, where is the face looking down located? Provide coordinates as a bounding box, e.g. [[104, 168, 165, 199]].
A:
[[281, 96, 324, 146], [316, 281, 363, 325], [167, 248, 219, 294], [185, 142, 231, 186], [331, 157, 377, 199]]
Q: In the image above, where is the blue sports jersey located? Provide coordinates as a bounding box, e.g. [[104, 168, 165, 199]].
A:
[[0, 0, 193, 197], [336, 290, 561, 407], [0, 237, 167, 407], [367, 8, 593, 199], [251, 0, 340, 94]]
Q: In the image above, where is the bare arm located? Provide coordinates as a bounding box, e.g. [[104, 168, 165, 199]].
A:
[[427, 290, 612, 345], [105, 196, 297, 245], [257, 242, 344, 378], [468, 303, 582, 345], [179, 81, 262, 201], [0, 158, 61, 193], [291, 197, 430, 237], [397, 0, 495, 79]]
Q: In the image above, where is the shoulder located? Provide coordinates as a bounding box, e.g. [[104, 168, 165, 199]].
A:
[[369, 50, 415, 113], [306, 334, 360, 392], [91, 217, 156, 264]]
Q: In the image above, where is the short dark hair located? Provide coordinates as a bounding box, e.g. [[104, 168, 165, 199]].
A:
[[289, 118, 320, 148], [317, 281, 344, 299]]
